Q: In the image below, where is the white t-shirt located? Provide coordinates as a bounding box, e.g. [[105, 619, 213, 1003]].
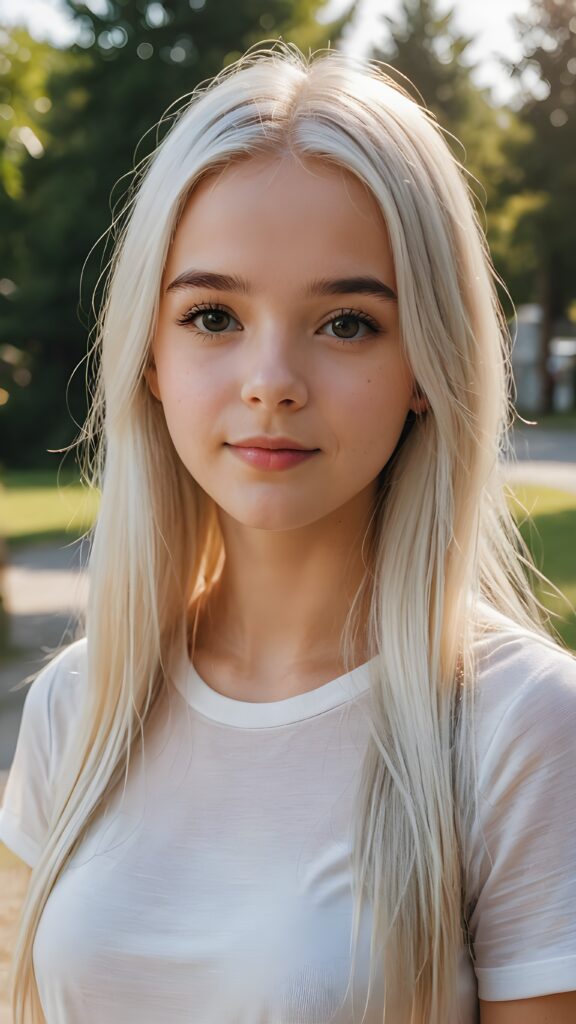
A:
[[1, 616, 576, 1023]]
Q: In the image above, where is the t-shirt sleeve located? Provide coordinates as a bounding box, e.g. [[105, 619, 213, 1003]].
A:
[[467, 635, 576, 1001], [0, 639, 87, 868]]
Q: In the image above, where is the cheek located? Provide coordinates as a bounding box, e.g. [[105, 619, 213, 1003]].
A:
[[156, 358, 221, 429], [336, 358, 413, 458]]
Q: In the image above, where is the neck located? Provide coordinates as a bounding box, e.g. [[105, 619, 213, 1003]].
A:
[[189, 490, 377, 678]]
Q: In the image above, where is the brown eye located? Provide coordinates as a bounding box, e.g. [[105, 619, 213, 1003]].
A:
[[176, 303, 239, 335], [321, 308, 381, 344]]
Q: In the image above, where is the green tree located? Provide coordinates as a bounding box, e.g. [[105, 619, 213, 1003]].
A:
[[0, 26, 67, 424], [500, 0, 576, 410], [0, 1, 359, 467], [369, 1, 498, 190], [373, 0, 474, 128], [368, 0, 529, 322]]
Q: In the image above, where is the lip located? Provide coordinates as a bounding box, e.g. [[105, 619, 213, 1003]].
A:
[[226, 445, 319, 471], [227, 436, 319, 451]]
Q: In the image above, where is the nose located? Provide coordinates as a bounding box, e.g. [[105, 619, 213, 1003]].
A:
[[240, 336, 308, 410]]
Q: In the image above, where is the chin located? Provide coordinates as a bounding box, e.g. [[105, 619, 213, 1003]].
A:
[[216, 498, 335, 533]]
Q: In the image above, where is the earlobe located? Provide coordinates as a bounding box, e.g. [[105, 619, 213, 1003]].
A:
[[410, 386, 428, 415], [145, 358, 161, 402]]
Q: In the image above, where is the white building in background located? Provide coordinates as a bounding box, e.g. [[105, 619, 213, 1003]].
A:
[[549, 338, 576, 412], [510, 304, 576, 413], [510, 304, 545, 413]]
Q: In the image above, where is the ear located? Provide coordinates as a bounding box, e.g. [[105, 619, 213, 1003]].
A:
[[409, 384, 428, 415], [145, 356, 161, 402]]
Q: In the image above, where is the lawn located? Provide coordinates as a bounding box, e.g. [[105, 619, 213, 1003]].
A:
[[509, 485, 576, 650], [1, 471, 575, 649], [1, 469, 99, 549], [516, 410, 576, 431]]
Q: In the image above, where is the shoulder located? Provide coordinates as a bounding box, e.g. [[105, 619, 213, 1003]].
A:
[[464, 615, 576, 1000], [0, 638, 88, 868], [472, 607, 576, 699], [470, 612, 576, 776], [24, 636, 87, 701], [22, 637, 88, 747]]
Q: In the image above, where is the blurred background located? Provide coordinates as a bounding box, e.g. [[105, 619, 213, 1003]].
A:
[[0, 0, 575, 756], [0, 2, 575, 996]]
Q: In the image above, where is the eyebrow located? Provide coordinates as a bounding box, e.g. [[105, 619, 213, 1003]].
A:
[[165, 269, 397, 302]]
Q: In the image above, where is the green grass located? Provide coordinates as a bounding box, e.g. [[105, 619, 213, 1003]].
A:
[[0, 471, 575, 649], [516, 410, 576, 431], [509, 485, 576, 650], [1, 469, 99, 549]]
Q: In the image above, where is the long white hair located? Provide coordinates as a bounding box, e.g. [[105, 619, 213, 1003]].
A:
[[9, 40, 551, 1023]]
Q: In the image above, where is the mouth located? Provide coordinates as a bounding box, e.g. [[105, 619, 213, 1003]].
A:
[[225, 443, 320, 453], [225, 434, 321, 451], [225, 444, 320, 470]]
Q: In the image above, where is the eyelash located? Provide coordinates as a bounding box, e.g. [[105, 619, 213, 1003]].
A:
[[175, 302, 382, 343]]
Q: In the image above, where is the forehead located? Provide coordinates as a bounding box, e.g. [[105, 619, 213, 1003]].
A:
[[163, 153, 395, 291], [187, 152, 380, 217]]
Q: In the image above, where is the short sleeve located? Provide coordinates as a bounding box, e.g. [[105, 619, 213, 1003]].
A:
[[0, 639, 87, 868], [467, 635, 576, 1001]]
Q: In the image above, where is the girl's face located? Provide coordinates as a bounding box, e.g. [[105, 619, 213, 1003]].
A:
[[148, 153, 420, 532]]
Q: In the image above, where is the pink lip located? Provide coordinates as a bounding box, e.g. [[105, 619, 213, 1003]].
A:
[[230, 435, 316, 450], [226, 445, 319, 471]]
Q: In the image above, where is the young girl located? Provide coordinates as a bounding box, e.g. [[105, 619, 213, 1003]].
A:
[[1, 41, 575, 1024]]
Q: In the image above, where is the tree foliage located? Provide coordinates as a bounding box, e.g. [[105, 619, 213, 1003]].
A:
[[368, 0, 529, 320], [1, 0, 574, 462], [495, 0, 576, 409], [0, 1, 359, 467], [370, 1, 503, 197], [504, 0, 576, 321], [0, 27, 68, 420], [373, 0, 474, 126]]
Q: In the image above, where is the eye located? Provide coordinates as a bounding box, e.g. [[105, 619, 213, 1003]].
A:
[[175, 302, 382, 343], [175, 302, 239, 335], [320, 308, 381, 343]]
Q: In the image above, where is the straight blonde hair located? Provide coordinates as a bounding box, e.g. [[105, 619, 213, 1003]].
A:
[[9, 40, 553, 1023]]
